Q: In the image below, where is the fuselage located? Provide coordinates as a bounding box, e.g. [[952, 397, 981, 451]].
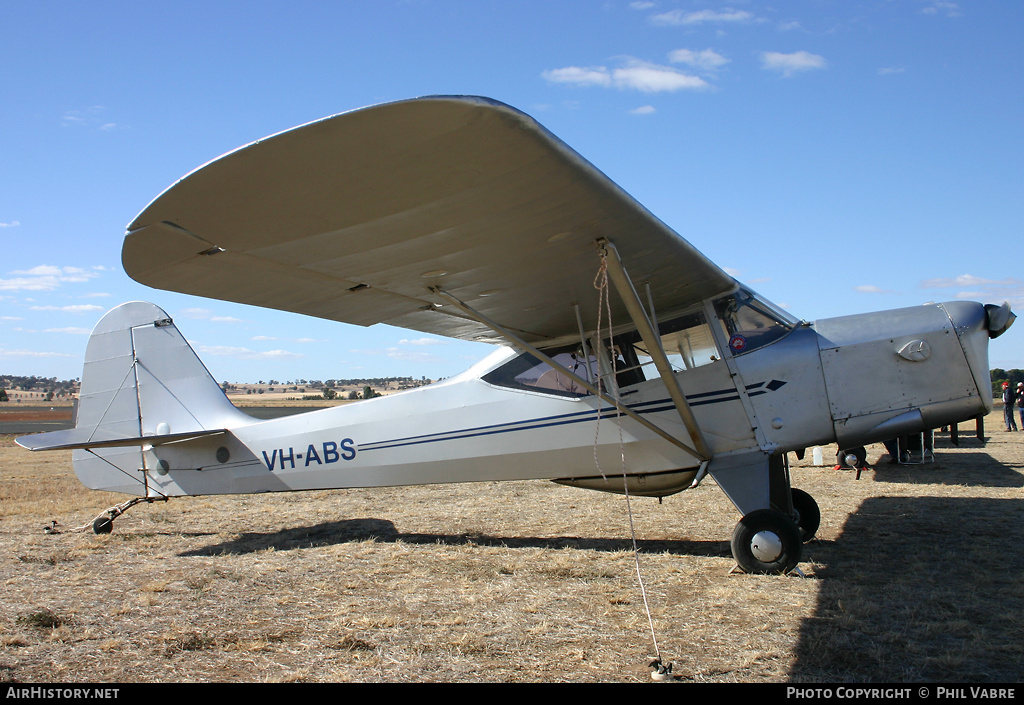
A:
[[127, 294, 993, 499]]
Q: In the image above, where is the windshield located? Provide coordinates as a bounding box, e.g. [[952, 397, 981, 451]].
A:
[[714, 289, 795, 355]]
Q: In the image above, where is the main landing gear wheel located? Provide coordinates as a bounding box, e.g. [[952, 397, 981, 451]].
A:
[[731, 508, 802, 574], [790, 487, 820, 542]]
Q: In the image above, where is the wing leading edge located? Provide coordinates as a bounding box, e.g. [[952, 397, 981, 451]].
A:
[[123, 96, 735, 346]]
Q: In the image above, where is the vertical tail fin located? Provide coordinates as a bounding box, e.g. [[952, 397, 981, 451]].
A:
[[17, 302, 253, 494], [77, 301, 250, 442]]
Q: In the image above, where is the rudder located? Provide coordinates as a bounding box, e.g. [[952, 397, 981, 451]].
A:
[[18, 302, 253, 495]]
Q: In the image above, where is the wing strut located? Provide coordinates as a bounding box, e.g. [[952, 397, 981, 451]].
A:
[[597, 239, 713, 462], [431, 288, 708, 463]]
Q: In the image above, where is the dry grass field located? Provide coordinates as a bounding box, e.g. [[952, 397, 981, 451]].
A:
[[0, 407, 1021, 683]]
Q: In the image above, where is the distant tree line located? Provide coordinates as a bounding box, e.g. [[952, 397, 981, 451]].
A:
[[309, 385, 383, 401], [306, 376, 428, 389], [0, 375, 79, 402]]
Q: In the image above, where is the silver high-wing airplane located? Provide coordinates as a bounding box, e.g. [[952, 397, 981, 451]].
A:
[[17, 96, 1013, 574]]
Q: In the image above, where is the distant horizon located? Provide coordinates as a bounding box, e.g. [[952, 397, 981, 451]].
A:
[[0, 373, 442, 387]]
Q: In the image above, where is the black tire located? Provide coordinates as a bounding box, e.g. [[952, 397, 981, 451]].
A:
[[92, 516, 113, 534], [731, 508, 802, 574], [837, 446, 867, 468], [790, 488, 820, 542]]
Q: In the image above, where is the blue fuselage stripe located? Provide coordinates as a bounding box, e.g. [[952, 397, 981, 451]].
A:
[[358, 380, 782, 453]]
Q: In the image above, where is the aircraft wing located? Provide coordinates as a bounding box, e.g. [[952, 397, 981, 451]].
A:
[[123, 96, 735, 346]]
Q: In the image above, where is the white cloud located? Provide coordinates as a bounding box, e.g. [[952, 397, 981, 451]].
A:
[[0, 348, 73, 358], [0, 220, 20, 228], [651, 8, 755, 26], [917, 275, 1024, 307], [614, 61, 708, 92], [30, 304, 104, 313], [259, 349, 303, 358], [630, 105, 657, 115], [854, 285, 892, 294], [178, 307, 242, 323], [254, 334, 320, 344], [398, 337, 447, 346], [0, 265, 101, 291], [44, 327, 92, 334], [668, 48, 730, 73], [347, 345, 450, 364], [193, 344, 303, 360], [543, 59, 707, 93], [385, 347, 448, 363], [14, 266, 63, 276], [542, 66, 612, 88], [760, 51, 827, 77], [921, 2, 960, 18], [919, 274, 1006, 289], [62, 105, 119, 131], [0, 277, 56, 291]]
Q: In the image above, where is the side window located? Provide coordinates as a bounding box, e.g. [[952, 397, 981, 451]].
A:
[[624, 310, 720, 374], [483, 310, 724, 396], [714, 290, 794, 355], [483, 345, 598, 397]]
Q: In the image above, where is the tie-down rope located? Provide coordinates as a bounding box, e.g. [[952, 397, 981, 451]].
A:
[[592, 252, 669, 675]]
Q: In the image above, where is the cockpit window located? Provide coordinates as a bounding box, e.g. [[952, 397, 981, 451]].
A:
[[713, 289, 795, 355], [622, 310, 720, 373]]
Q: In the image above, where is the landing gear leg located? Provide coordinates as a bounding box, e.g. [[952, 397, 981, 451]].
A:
[[768, 454, 820, 542], [711, 452, 809, 573], [790, 487, 820, 542]]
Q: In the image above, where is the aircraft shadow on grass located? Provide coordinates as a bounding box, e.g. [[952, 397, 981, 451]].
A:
[[790, 483, 1023, 681], [179, 519, 729, 560]]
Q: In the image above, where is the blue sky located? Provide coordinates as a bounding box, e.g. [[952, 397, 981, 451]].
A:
[[2, 1, 1022, 383]]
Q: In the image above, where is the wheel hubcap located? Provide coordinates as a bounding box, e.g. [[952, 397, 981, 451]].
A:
[[750, 530, 783, 562]]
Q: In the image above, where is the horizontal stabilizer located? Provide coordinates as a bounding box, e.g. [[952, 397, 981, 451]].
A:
[[16, 427, 226, 452]]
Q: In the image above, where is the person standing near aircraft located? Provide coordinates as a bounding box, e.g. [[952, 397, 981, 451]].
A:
[[1016, 382, 1024, 430], [1002, 382, 1017, 431]]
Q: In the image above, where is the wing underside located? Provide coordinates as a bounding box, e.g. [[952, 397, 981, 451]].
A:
[[123, 96, 735, 346]]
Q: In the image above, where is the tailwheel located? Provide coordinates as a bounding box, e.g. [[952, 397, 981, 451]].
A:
[[790, 487, 820, 542], [87, 496, 166, 534], [731, 508, 802, 574]]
